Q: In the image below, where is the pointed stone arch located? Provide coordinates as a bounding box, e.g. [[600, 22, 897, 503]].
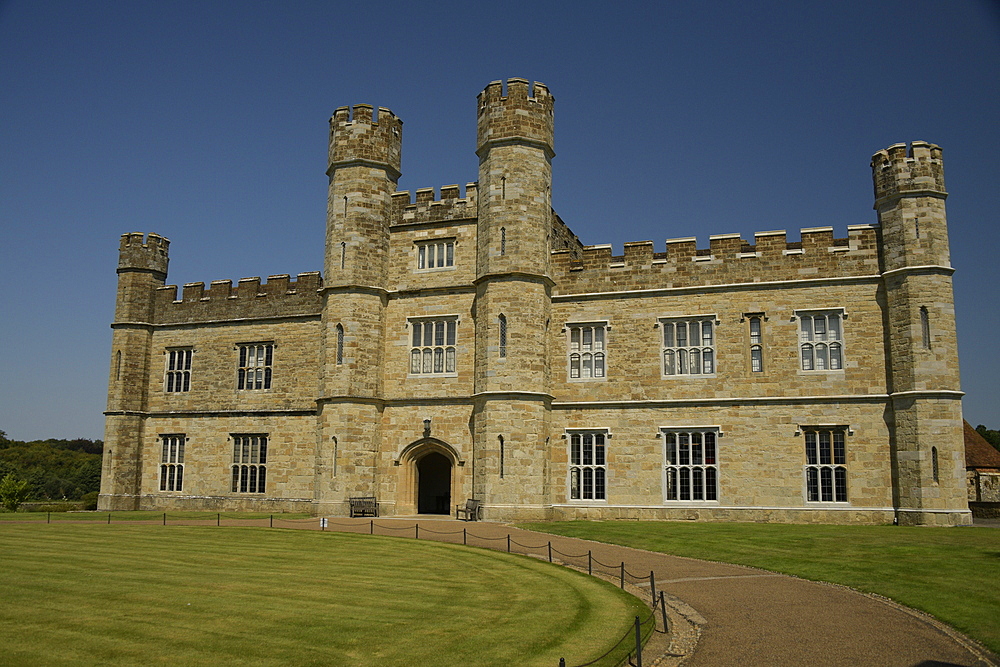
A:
[[395, 438, 464, 516]]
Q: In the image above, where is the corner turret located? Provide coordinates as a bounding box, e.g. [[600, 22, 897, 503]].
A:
[[328, 105, 402, 179], [872, 142, 969, 526], [118, 232, 169, 278], [476, 78, 554, 159]]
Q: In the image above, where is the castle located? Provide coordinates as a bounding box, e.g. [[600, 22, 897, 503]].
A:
[[100, 78, 971, 525]]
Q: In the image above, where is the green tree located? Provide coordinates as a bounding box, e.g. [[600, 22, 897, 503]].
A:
[[0, 473, 31, 512], [976, 425, 1000, 452]]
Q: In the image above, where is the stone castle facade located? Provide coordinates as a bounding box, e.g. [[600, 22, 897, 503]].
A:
[[100, 78, 971, 525]]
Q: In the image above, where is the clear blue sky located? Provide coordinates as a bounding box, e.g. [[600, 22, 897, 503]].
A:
[[1, 1, 997, 440]]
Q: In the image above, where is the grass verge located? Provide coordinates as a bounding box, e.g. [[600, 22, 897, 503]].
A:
[[521, 521, 1000, 655], [1, 524, 645, 666]]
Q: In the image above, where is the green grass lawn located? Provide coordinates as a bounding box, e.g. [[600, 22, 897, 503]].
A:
[[521, 521, 1000, 655], [0, 524, 645, 666]]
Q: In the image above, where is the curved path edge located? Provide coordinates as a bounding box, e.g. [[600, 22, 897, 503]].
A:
[[345, 517, 997, 667]]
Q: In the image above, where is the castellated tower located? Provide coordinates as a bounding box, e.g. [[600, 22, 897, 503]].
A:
[[472, 79, 555, 518], [100, 233, 169, 510], [873, 142, 970, 525], [316, 105, 402, 513]]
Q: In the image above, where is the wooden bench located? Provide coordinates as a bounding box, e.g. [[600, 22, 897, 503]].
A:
[[348, 496, 378, 518], [456, 498, 482, 521]]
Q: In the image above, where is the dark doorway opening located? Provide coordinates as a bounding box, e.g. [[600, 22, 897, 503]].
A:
[[417, 452, 451, 514]]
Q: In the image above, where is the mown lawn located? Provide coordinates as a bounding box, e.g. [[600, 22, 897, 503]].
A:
[[522, 521, 1000, 655], [0, 510, 313, 522], [1, 524, 646, 666]]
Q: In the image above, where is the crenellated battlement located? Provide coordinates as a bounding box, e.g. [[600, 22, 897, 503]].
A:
[[477, 78, 554, 157], [152, 272, 323, 325], [551, 225, 881, 294], [391, 183, 478, 226], [328, 104, 403, 176], [118, 232, 169, 276], [871, 141, 945, 206]]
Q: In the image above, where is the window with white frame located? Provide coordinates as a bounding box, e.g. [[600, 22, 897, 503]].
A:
[[417, 239, 455, 270], [568, 431, 606, 500], [661, 317, 715, 376], [232, 434, 267, 493], [165, 348, 192, 392], [803, 427, 847, 502], [410, 319, 457, 375], [237, 343, 273, 390], [663, 429, 718, 501], [798, 311, 844, 371], [160, 434, 185, 492], [568, 323, 607, 379]]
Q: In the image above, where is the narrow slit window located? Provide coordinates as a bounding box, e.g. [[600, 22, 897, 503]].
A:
[[498, 314, 507, 358], [920, 306, 931, 349]]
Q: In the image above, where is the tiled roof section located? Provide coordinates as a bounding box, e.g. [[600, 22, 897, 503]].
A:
[[964, 421, 1000, 469]]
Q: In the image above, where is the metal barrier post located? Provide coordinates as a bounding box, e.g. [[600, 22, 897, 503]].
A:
[[507, 535, 511, 553], [650, 570, 656, 606], [47, 512, 50, 524], [108, 512, 111, 525], [370, 519, 373, 534], [270, 514, 273, 528], [463, 528, 467, 545], [620, 562, 625, 589], [415, 524, 419, 540], [659, 591, 669, 633], [559, 659, 565, 667], [217, 513, 220, 526], [163, 512, 166, 526], [588, 550, 592, 575], [548, 541, 552, 562], [634, 615, 642, 667]]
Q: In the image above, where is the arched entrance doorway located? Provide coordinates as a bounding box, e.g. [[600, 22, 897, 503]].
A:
[[417, 451, 451, 514]]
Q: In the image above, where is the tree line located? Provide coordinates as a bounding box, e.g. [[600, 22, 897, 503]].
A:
[[976, 425, 1000, 452], [0, 430, 102, 509]]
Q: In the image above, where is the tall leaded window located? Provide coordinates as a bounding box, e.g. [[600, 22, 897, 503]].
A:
[[568, 323, 607, 379], [662, 318, 715, 376], [417, 239, 455, 269], [237, 343, 273, 390], [569, 432, 606, 500], [798, 311, 844, 371], [409, 319, 457, 375], [749, 316, 763, 372], [232, 434, 267, 493], [498, 314, 507, 358], [165, 348, 192, 392], [804, 427, 847, 502], [336, 324, 345, 365], [160, 434, 185, 491], [663, 429, 718, 501]]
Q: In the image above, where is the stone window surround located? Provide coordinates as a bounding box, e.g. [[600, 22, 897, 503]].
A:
[[236, 342, 274, 391], [407, 316, 460, 377], [566, 429, 609, 502], [659, 426, 720, 504], [415, 237, 456, 271], [159, 434, 185, 492], [799, 424, 850, 503], [565, 320, 610, 382], [231, 433, 268, 494], [657, 314, 718, 378], [794, 308, 846, 372], [164, 347, 192, 393]]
